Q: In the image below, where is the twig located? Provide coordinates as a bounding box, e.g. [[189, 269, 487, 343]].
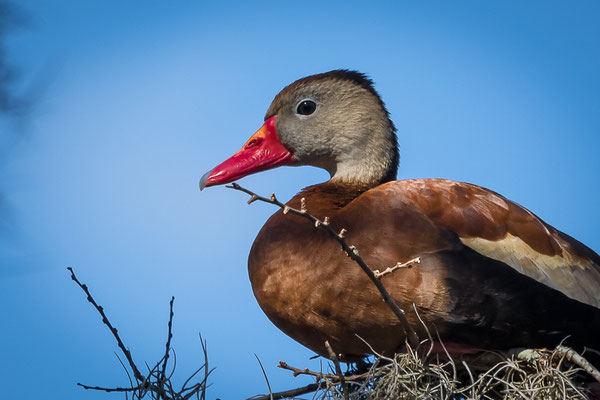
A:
[[462, 360, 476, 400], [160, 296, 175, 396], [67, 267, 145, 382], [278, 361, 335, 380], [254, 354, 274, 400], [115, 352, 135, 390], [226, 182, 419, 349], [555, 345, 600, 383], [77, 383, 140, 392], [411, 304, 435, 359], [373, 257, 420, 279], [325, 341, 349, 400], [68, 267, 212, 400], [200, 334, 209, 400], [246, 384, 321, 400], [278, 361, 369, 382]]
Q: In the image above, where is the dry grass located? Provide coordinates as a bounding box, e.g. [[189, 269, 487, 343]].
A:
[[303, 345, 594, 400]]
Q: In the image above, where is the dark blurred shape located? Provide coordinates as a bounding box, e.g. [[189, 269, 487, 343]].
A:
[[0, 1, 54, 275], [0, 1, 27, 244], [0, 0, 27, 116]]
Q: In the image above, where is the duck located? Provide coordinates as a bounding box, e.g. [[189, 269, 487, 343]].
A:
[[200, 70, 600, 361]]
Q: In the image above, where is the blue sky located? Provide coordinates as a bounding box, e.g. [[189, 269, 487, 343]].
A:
[[0, 1, 599, 399]]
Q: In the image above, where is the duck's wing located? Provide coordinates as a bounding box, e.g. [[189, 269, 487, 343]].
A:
[[382, 179, 600, 308]]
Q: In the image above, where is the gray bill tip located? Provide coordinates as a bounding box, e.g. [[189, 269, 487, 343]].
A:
[[199, 169, 213, 191]]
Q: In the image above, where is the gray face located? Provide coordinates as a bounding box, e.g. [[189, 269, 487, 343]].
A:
[[265, 77, 397, 184]]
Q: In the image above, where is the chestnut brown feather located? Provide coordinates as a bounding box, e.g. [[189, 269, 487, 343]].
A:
[[249, 180, 600, 360]]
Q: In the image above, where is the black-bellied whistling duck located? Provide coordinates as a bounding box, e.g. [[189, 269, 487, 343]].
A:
[[200, 70, 600, 361]]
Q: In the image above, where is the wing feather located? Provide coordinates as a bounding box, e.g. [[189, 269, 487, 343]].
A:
[[390, 179, 600, 308]]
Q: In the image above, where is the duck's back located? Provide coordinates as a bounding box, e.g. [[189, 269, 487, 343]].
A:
[[382, 179, 600, 308]]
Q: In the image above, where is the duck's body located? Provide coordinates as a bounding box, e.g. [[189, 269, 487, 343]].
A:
[[250, 179, 600, 359], [200, 70, 600, 361]]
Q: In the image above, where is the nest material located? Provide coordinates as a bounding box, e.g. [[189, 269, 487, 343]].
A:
[[309, 346, 595, 400]]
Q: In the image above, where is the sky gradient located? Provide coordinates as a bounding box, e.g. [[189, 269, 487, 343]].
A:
[[1, 1, 599, 399]]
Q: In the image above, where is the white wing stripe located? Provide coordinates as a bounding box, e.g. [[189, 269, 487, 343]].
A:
[[460, 234, 600, 308]]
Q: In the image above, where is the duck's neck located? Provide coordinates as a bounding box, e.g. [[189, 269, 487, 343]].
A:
[[326, 121, 399, 188], [327, 144, 399, 189], [329, 160, 394, 188]]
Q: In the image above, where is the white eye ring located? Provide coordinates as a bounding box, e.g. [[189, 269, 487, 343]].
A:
[[295, 98, 317, 118]]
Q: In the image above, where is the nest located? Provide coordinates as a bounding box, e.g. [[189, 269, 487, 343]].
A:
[[268, 344, 598, 400], [365, 348, 588, 399]]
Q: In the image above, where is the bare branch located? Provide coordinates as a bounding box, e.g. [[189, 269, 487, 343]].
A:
[[115, 352, 135, 390], [67, 267, 145, 382], [325, 341, 349, 400], [68, 267, 212, 400], [77, 383, 141, 392], [199, 334, 210, 400], [555, 345, 600, 383], [246, 383, 321, 400], [373, 257, 421, 279], [254, 354, 273, 400], [159, 296, 175, 395], [277, 361, 369, 383], [226, 182, 420, 349]]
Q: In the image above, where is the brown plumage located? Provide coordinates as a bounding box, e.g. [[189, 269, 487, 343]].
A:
[[201, 70, 600, 361]]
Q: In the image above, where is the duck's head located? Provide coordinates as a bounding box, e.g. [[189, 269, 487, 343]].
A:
[[200, 70, 399, 190]]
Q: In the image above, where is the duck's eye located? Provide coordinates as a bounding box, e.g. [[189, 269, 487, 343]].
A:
[[296, 99, 317, 116]]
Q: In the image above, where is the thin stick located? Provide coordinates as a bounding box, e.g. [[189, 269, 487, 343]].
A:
[[77, 383, 140, 392], [199, 334, 209, 400], [68, 268, 211, 400], [373, 257, 420, 279], [254, 354, 274, 400], [115, 352, 134, 390], [226, 183, 419, 349], [160, 297, 175, 391], [278, 361, 370, 382], [246, 383, 321, 400], [325, 341, 349, 400], [67, 267, 145, 382], [555, 345, 600, 383]]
